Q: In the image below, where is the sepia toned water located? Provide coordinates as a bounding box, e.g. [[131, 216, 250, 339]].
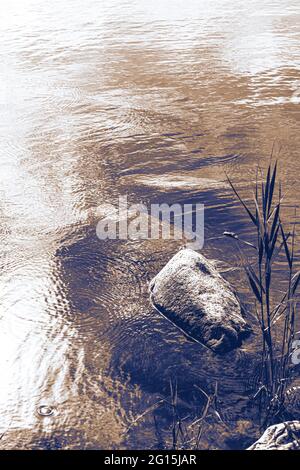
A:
[[0, 0, 299, 449]]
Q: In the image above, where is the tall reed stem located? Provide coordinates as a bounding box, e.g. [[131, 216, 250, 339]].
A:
[[226, 161, 299, 426]]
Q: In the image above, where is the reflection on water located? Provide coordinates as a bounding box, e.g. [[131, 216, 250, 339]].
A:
[[0, 0, 299, 449]]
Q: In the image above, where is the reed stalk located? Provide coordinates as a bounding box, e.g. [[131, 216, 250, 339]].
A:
[[226, 161, 299, 427]]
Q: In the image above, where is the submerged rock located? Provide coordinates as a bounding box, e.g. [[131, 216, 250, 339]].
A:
[[149, 248, 251, 354], [247, 421, 300, 450], [286, 380, 300, 419]]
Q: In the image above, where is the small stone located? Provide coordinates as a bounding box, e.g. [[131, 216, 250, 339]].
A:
[[247, 421, 300, 450]]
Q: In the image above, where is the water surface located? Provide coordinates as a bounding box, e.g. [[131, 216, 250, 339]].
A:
[[0, 0, 300, 449]]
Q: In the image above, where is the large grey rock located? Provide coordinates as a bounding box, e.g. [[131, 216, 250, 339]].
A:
[[247, 421, 300, 450], [149, 248, 251, 354]]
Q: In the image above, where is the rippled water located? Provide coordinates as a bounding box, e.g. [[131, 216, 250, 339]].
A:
[[0, 0, 300, 449]]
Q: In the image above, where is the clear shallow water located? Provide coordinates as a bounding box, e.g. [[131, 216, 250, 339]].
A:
[[0, 0, 299, 449]]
